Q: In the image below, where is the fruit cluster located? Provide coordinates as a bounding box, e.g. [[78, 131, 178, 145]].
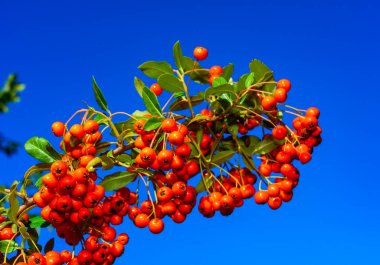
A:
[[1, 42, 323, 265]]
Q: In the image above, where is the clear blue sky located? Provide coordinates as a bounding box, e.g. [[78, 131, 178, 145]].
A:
[[1, 0, 379, 264]]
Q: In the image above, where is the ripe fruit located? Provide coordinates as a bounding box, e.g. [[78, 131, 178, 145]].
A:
[[69, 124, 85, 139], [193, 46, 208, 60], [268, 197, 282, 210], [161, 118, 177, 132], [134, 213, 150, 228], [272, 125, 288, 140], [254, 191, 269, 204], [150, 83, 163, 96], [261, 96, 277, 111], [274, 88, 287, 103], [277, 78, 291, 92], [209, 65, 223, 77], [52, 121, 65, 137], [84, 120, 99, 134], [149, 218, 164, 234]]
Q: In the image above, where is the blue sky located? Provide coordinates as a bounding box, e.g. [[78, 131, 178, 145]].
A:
[[1, 0, 380, 264]]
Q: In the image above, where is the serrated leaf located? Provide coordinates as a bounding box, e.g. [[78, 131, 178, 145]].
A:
[[205, 84, 236, 101], [220, 64, 234, 81], [44, 238, 55, 253], [142, 87, 162, 116], [25, 137, 61, 163], [157, 74, 184, 93], [23, 163, 51, 180], [144, 117, 164, 131], [252, 136, 283, 154], [249, 59, 273, 82], [0, 240, 19, 253], [212, 77, 228, 87], [138, 61, 173, 79], [100, 171, 137, 191], [92, 76, 109, 113], [182, 56, 209, 84], [134, 76, 146, 98], [209, 150, 235, 166], [173, 41, 184, 71], [30, 216, 50, 228], [169, 95, 204, 111], [195, 174, 214, 193]]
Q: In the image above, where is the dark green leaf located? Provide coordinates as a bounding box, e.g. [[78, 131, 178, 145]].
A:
[[212, 77, 227, 87], [23, 163, 51, 180], [30, 216, 50, 228], [7, 182, 20, 225], [169, 95, 204, 111], [0, 74, 25, 113], [92, 76, 109, 113], [44, 238, 55, 253], [0, 240, 19, 253], [25, 137, 61, 163], [142, 87, 162, 116], [205, 84, 236, 101], [138, 61, 173, 79], [242, 152, 255, 171], [227, 124, 238, 137], [99, 155, 114, 170], [134, 76, 147, 98], [100, 171, 137, 191], [209, 150, 235, 166], [173, 41, 184, 71], [95, 142, 112, 154], [220, 64, 234, 81], [238, 136, 260, 155], [252, 136, 284, 154], [182, 56, 209, 84], [236, 73, 250, 93], [195, 174, 214, 193], [144, 117, 164, 131], [157, 74, 184, 93]]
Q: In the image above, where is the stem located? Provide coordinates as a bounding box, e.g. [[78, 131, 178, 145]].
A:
[[162, 94, 175, 112]]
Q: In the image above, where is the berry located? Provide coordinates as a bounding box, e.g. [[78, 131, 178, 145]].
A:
[[277, 78, 291, 92], [193, 46, 208, 60], [150, 83, 163, 96], [52, 121, 65, 137]]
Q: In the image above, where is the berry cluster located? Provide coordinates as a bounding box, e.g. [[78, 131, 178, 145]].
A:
[[1, 42, 323, 265]]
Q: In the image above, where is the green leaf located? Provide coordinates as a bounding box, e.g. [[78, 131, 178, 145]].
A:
[[173, 41, 184, 71], [92, 76, 109, 113], [245, 73, 255, 88], [134, 76, 147, 98], [142, 87, 162, 116], [249, 59, 273, 82], [242, 152, 255, 171], [205, 84, 237, 101], [25, 137, 61, 163], [220, 64, 234, 81], [236, 73, 250, 93], [99, 155, 114, 170], [7, 183, 19, 225], [95, 142, 112, 154], [182, 56, 209, 84], [169, 95, 204, 111], [0, 74, 25, 113], [157, 74, 184, 93], [116, 154, 132, 164], [144, 117, 164, 131], [30, 216, 50, 228], [238, 136, 260, 155], [100, 171, 137, 191], [209, 150, 235, 166], [23, 163, 51, 180], [138, 61, 173, 79], [252, 136, 283, 155], [44, 238, 55, 253], [195, 174, 214, 194], [212, 77, 227, 87], [0, 240, 19, 253]]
